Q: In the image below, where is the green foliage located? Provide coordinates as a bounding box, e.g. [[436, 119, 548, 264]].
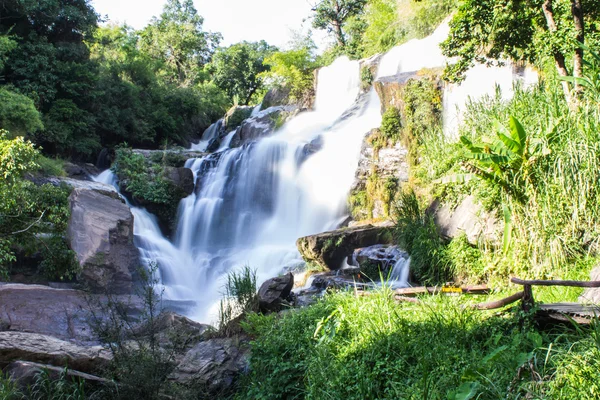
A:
[[209, 41, 278, 105], [36, 156, 65, 177], [402, 76, 443, 166], [360, 65, 374, 90], [440, 0, 600, 82], [311, 0, 368, 47], [447, 233, 486, 283], [0, 131, 77, 279], [393, 188, 452, 284], [380, 107, 401, 142], [0, 88, 43, 136], [218, 266, 259, 334], [237, 289, 596, 399], [262, 48, 318, 104], [89, 262, 202, 400], [0, 366, 88, 400], [139, 0, 221, 87]]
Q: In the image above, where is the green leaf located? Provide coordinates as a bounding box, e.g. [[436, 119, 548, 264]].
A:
[[451, 382, 480, 400], [502, 203, 513, 253], [508, 116, 527, 150], [433, 173, 476, 184]]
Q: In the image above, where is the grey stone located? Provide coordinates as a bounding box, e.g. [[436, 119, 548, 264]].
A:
[[37, 176, 119, 200], [429, 195, 501, 245], [229, 106, 296, 148], [0, 332, 111, 373], [67, 188, 140, 294], [258, 273, 294, 312], [165, 167, 194, 195], [296, 224, 395, 270], [169, 337, 249, 394]]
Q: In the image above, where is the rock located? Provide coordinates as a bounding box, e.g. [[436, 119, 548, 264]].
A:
[[261, 87, 291, 109], [67, 188, 140, 294], [0, 332, 111, 373], [296, 224, 395, 270], [4, 360, 110, 389], [63, 162, 100, 180], [429, 195, 500, 245], [169, 337, 249, 395], [32, 176, 120, 200], [229, 106, 296, 148], [373, 69, 442, 114], [224, 106, 254, 132], [131, 149, 207, 166], [0, 284, 96, 344], [354, 245, 409, 278], [580, 266, 600, 304], [206, 136, 222, 153], [258, 273, 294, 312], [165, 167, 194, 195]]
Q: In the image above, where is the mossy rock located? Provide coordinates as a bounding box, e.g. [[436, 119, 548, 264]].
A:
[[224, 106, 253, 132]]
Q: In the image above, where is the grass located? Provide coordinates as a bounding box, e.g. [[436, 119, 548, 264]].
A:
[[236, 286, 600, 399]]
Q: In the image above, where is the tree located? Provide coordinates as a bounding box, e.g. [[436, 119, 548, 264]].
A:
[[0, 0, 101, 157], [440, 0, 600, 100], [139, 0, 221, 87], [209, 41, 278, 105], [262, 47, 319, 103], [311, 0, 368, 47]]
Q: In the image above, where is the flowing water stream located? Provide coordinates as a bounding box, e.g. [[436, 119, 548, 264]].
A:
[[97, 23, 537, 323]]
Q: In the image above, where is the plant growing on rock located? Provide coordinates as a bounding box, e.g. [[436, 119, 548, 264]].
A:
[[218, 266, 259, 335]]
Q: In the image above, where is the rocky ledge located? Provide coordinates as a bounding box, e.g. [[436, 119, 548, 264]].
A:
[[296, 223, 395, 270]]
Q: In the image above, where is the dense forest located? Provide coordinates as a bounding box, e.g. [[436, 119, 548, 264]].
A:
[[3, 0, 600, 399]]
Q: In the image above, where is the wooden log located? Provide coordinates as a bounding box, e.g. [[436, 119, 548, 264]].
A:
[[511, 278, 600, 288], [395, 285, 489, 297], [472, 291, 524, 310], [522, 284, 534, 312]]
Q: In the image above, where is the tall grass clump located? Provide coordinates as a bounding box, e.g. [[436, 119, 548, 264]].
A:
[[218, 266, 259, 334]]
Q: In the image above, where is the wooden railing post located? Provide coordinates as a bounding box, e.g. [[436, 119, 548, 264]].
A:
[[522, 284, 534, 312]]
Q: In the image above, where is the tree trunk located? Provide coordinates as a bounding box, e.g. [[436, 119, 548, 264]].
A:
[[333, 20, 346, 47], [542, 0, 572, 101], [571, 0, 585, 93]]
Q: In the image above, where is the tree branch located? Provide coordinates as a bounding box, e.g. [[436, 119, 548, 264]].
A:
[[10, 211, 45, 235]]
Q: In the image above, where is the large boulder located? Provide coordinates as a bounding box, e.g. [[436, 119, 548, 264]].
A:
[[0, 284, 144, 344], [4, 360, 110, 390], [67, 188, 140, 294], [258, 273, 294, 312], [169, 337, 249, 395], [296, 224, 395, 270], [0, 284, 96, 344], [0, 332, 111, 374], [261, 87, 291, 109], [429, 195, 500, 245], [229, 106, 296, 148], [165, 166, 194, 195]]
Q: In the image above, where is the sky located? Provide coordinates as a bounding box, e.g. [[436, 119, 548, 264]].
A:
[[91, 0, 328, 49]]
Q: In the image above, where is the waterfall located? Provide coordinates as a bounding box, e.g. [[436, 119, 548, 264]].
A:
[[97, 22, 538, 323]]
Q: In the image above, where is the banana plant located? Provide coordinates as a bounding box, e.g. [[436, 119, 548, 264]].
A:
[[436, 116, 553, 252]]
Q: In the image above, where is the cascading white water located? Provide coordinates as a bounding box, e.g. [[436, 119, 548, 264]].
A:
[[104, 21, 539, 323], [114, 56, 383, 322]]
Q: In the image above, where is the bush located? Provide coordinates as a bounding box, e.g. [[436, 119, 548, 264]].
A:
[[218, 266, 258, 335], [0, 131, 77, 279], [393, 188, 452, 284]]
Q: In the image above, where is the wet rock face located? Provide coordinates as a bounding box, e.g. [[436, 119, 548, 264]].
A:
[[261, 87, 291, 109], [296, 224, 395, 271], [165, 166, 195, 196], [169, 337, 250, 395], [224, 105, 254, 132], [373, 69, 443, 114], [229, 105, 296, 148], [67, 188, 139, 294], [258, 273, 294, 312]]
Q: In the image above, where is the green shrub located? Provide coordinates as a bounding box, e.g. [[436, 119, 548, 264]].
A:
[[218, 266, 259, 335], [393, 188, 452, 285], [360, 65, 374, 90], [380, 107, 401, 142]]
